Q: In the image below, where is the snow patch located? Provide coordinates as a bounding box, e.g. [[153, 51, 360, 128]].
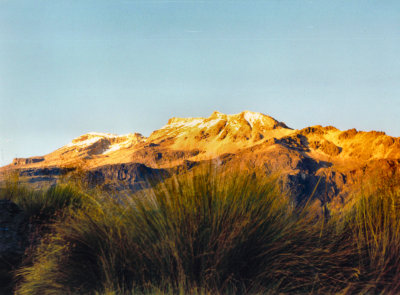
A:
[[162, 119, 203, 129], [103, 143, 125, 154], [66, 133, 141, 149], [66, 136, 103, 148], [243, 112, 265, 128], [197, 119, 221, 129], [226, 119, 242, 131], [86, 132, 118, 137], [180, 119, 203, 127]]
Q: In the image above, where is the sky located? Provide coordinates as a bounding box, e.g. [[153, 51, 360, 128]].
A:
[[0, 0, 399, 166]]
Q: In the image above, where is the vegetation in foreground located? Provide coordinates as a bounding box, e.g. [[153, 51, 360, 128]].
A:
[[1, 169, 400, 294]]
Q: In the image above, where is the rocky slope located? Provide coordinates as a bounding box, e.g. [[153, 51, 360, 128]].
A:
[[1, 111, 399, 210]]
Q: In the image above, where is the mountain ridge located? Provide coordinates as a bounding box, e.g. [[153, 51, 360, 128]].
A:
[[1, 110, 399, 210]]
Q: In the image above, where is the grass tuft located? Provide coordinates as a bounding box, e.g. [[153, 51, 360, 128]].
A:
[[6, 168, 400, 294]]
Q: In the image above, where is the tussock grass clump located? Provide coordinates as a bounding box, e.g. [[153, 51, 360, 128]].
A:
[[340, 175, 400, 293], [0, 177, 92, 294], [13, 168, 400, 294], [14, 169, 358, 294], [0, 180, 86, 223]]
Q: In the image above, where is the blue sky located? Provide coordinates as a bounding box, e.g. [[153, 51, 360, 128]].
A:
[[1, 0, 399, 165]]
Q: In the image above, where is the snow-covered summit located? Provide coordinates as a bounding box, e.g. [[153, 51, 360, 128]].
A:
[[148, 111, 291, 150], [159, 111, 289, 131], [62, 132, 145, 157]]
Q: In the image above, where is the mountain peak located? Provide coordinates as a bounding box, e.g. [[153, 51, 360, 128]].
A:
[[163, 111, 289, 131], [166, 117, 202, 127], [210, 110, 225, 118], [2, 111, 399, 211], [238, 110, 290, 129], [147, 111, 293, 155], [67, 132, 144, 147]]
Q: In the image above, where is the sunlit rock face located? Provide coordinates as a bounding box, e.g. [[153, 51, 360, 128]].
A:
[[1, 111, 400, 209]]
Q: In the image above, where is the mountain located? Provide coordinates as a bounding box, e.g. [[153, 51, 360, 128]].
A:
[[1, 111, 400, 210]]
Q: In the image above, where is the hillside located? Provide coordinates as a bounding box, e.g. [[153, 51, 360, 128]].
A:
[[1, 110, 400, 209]]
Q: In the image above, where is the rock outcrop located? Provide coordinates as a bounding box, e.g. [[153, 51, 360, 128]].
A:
[[12, 157, 44, 166]]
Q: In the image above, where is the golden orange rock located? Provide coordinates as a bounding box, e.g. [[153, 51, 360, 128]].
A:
[[1, 111, 399, 209]]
